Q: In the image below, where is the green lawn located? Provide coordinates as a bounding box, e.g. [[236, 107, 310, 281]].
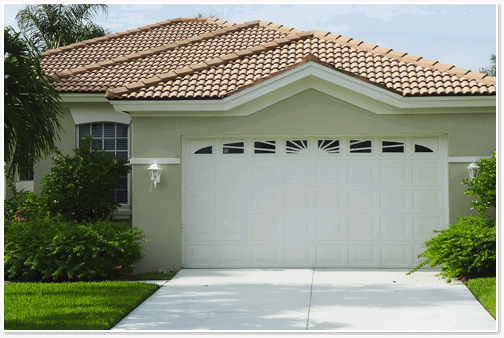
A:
[[466, 277, 496, 319], [4, 280, 161, 330]]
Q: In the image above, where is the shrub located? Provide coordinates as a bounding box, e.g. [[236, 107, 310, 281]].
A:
[[461, 152, 496, 215], [407, 216, 496, 282], [40, 134, 131, 223], [4, 190, 51, 223], [4, 217, 146, 282]]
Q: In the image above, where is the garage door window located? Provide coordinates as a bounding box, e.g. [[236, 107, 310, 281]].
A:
[[350, 140, 372, 153]]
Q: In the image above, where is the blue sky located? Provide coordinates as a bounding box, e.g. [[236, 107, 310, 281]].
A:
[[3, 3, 498, 73]]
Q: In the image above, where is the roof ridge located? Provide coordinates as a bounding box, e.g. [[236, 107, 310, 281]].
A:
[[50, 19, 262, 81], [40, 17, 233, 59], [313, 31, 496, 87], [105, 30, 315, 99]]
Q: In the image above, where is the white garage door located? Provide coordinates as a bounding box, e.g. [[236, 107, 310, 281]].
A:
[[182, 135, 448, 268]]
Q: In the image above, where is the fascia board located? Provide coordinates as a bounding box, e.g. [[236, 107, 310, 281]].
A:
[[61, 93, 108, 103]]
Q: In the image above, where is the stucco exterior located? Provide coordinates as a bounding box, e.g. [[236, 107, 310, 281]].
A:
[[26, 87, 496, 273]]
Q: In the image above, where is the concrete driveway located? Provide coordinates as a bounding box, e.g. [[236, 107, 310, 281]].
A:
[[111, 269, 496, 331]]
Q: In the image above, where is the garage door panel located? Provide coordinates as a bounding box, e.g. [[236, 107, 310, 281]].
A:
[[349, 244, 378, 266], [413, 217, 441, 238], [315, 244, 346, 266], [217, 244, 252, 267], [283, 189, 312, 212], [380, 189, 408, 212], [283, 218, 314, 240], [412, 190, 442, 213], [283, 164, 311, 184], [348, 217, 377, 240], [217, 190, 251, 213], [217, 217, 250, 240], [185, 164, 216, 187], [187, 191, 216, 214], [412, 162, 441, 184], [283, 244, 312, 266], [315, 217, 344, 239], [315, 163, 343, 184], [380, 163, 408, 184], [348, 190, 377, 212], [348, 162, 377, 185], [217, 163, 251, 186], [252, 217, 279, 239], [380, 244, 410, 266], [183, 136, 447, 268], [186, 217, 216, 240], [251, 190, 281, 212], [251, 244, 282, 266], [316, 190, 344, 212], [380, 217, 409, 239]]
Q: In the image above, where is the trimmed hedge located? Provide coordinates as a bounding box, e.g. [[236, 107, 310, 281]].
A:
[[4, 217, 146, 282]]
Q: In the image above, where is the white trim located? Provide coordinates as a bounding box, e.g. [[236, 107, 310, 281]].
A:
[[110, 62, 496, 116], [61, 93, 108, 102], [69, 103, 132, 125], [128, 158, 181, 165], [448, 156, 492, 163]]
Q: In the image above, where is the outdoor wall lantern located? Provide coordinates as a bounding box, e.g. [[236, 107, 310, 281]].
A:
[[466, 160, 480, 179], [147, 161, 163, 187]]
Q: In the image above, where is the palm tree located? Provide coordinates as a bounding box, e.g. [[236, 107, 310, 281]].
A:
[[4, 27, 63, 177], [16, 4, 109, 53], [479, 54, 496, 77]]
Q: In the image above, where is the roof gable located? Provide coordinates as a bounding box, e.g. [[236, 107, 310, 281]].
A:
[[41, 17, 496, 100]]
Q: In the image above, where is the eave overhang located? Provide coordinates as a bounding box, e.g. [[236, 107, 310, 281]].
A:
[[62, 62, 496, 117]]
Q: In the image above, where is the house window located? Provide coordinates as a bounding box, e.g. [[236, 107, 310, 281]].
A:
[[223, 142, 245, 154], [77, 123, 129, 204], [18, 166, 34, 181], [382, 141, 405, 153], [350, 140, 372, 153], [254, 141, 276, 154], [286, 140, 308, 155]]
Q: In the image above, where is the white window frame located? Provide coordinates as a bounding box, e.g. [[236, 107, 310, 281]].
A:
[[76, 122, 131, 205]]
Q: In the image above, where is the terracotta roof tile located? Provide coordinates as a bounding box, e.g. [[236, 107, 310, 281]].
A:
[[42, 18, 496, 98]]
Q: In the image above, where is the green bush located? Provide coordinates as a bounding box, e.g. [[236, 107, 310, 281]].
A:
[[40, 134, 131, 223], [4, 217, 146, 282], [407, 216, 496, 282], [4, 190, 51, 222], [461, 152, 496, 215]]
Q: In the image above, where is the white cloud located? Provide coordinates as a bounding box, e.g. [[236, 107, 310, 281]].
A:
[[471, 40, 496, 48], [433, 38, 456, 48], [440, 52, 483, 72]]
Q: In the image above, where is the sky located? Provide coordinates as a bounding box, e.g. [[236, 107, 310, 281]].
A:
[[2, 2, 498, 74]]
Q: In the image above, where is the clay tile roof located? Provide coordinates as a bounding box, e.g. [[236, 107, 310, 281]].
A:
[[40, 17, 496, 99]]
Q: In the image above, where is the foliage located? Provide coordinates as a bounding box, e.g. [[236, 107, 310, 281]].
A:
[[4, 190, 52, 222], [15, 4, 109, 53], [196, 12, 218, 18], [461, 152, 496, 215], [4, 281, 160, 330], [407, 216, 496, 282], [40, 134, 131, 223], [479, 54, 496, 77], [4, 217, 146, 282], [4, 26, 62, 177], [467, 277, 496, 318]]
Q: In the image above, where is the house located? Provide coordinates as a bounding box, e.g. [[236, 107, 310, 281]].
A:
[[31, 17, 495, 272]]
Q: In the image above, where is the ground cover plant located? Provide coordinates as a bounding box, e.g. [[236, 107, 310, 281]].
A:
[[4, 281, 161, 330], [466, 277, 496, 318]]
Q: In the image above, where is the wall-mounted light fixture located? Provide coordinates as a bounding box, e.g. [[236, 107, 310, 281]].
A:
[[147, 160, 163, 187], [466, 159, 480, 179]]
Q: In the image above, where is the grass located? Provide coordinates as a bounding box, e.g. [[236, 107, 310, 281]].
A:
[[4, 280, 162, 330], [466, 277, 496, 319]]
